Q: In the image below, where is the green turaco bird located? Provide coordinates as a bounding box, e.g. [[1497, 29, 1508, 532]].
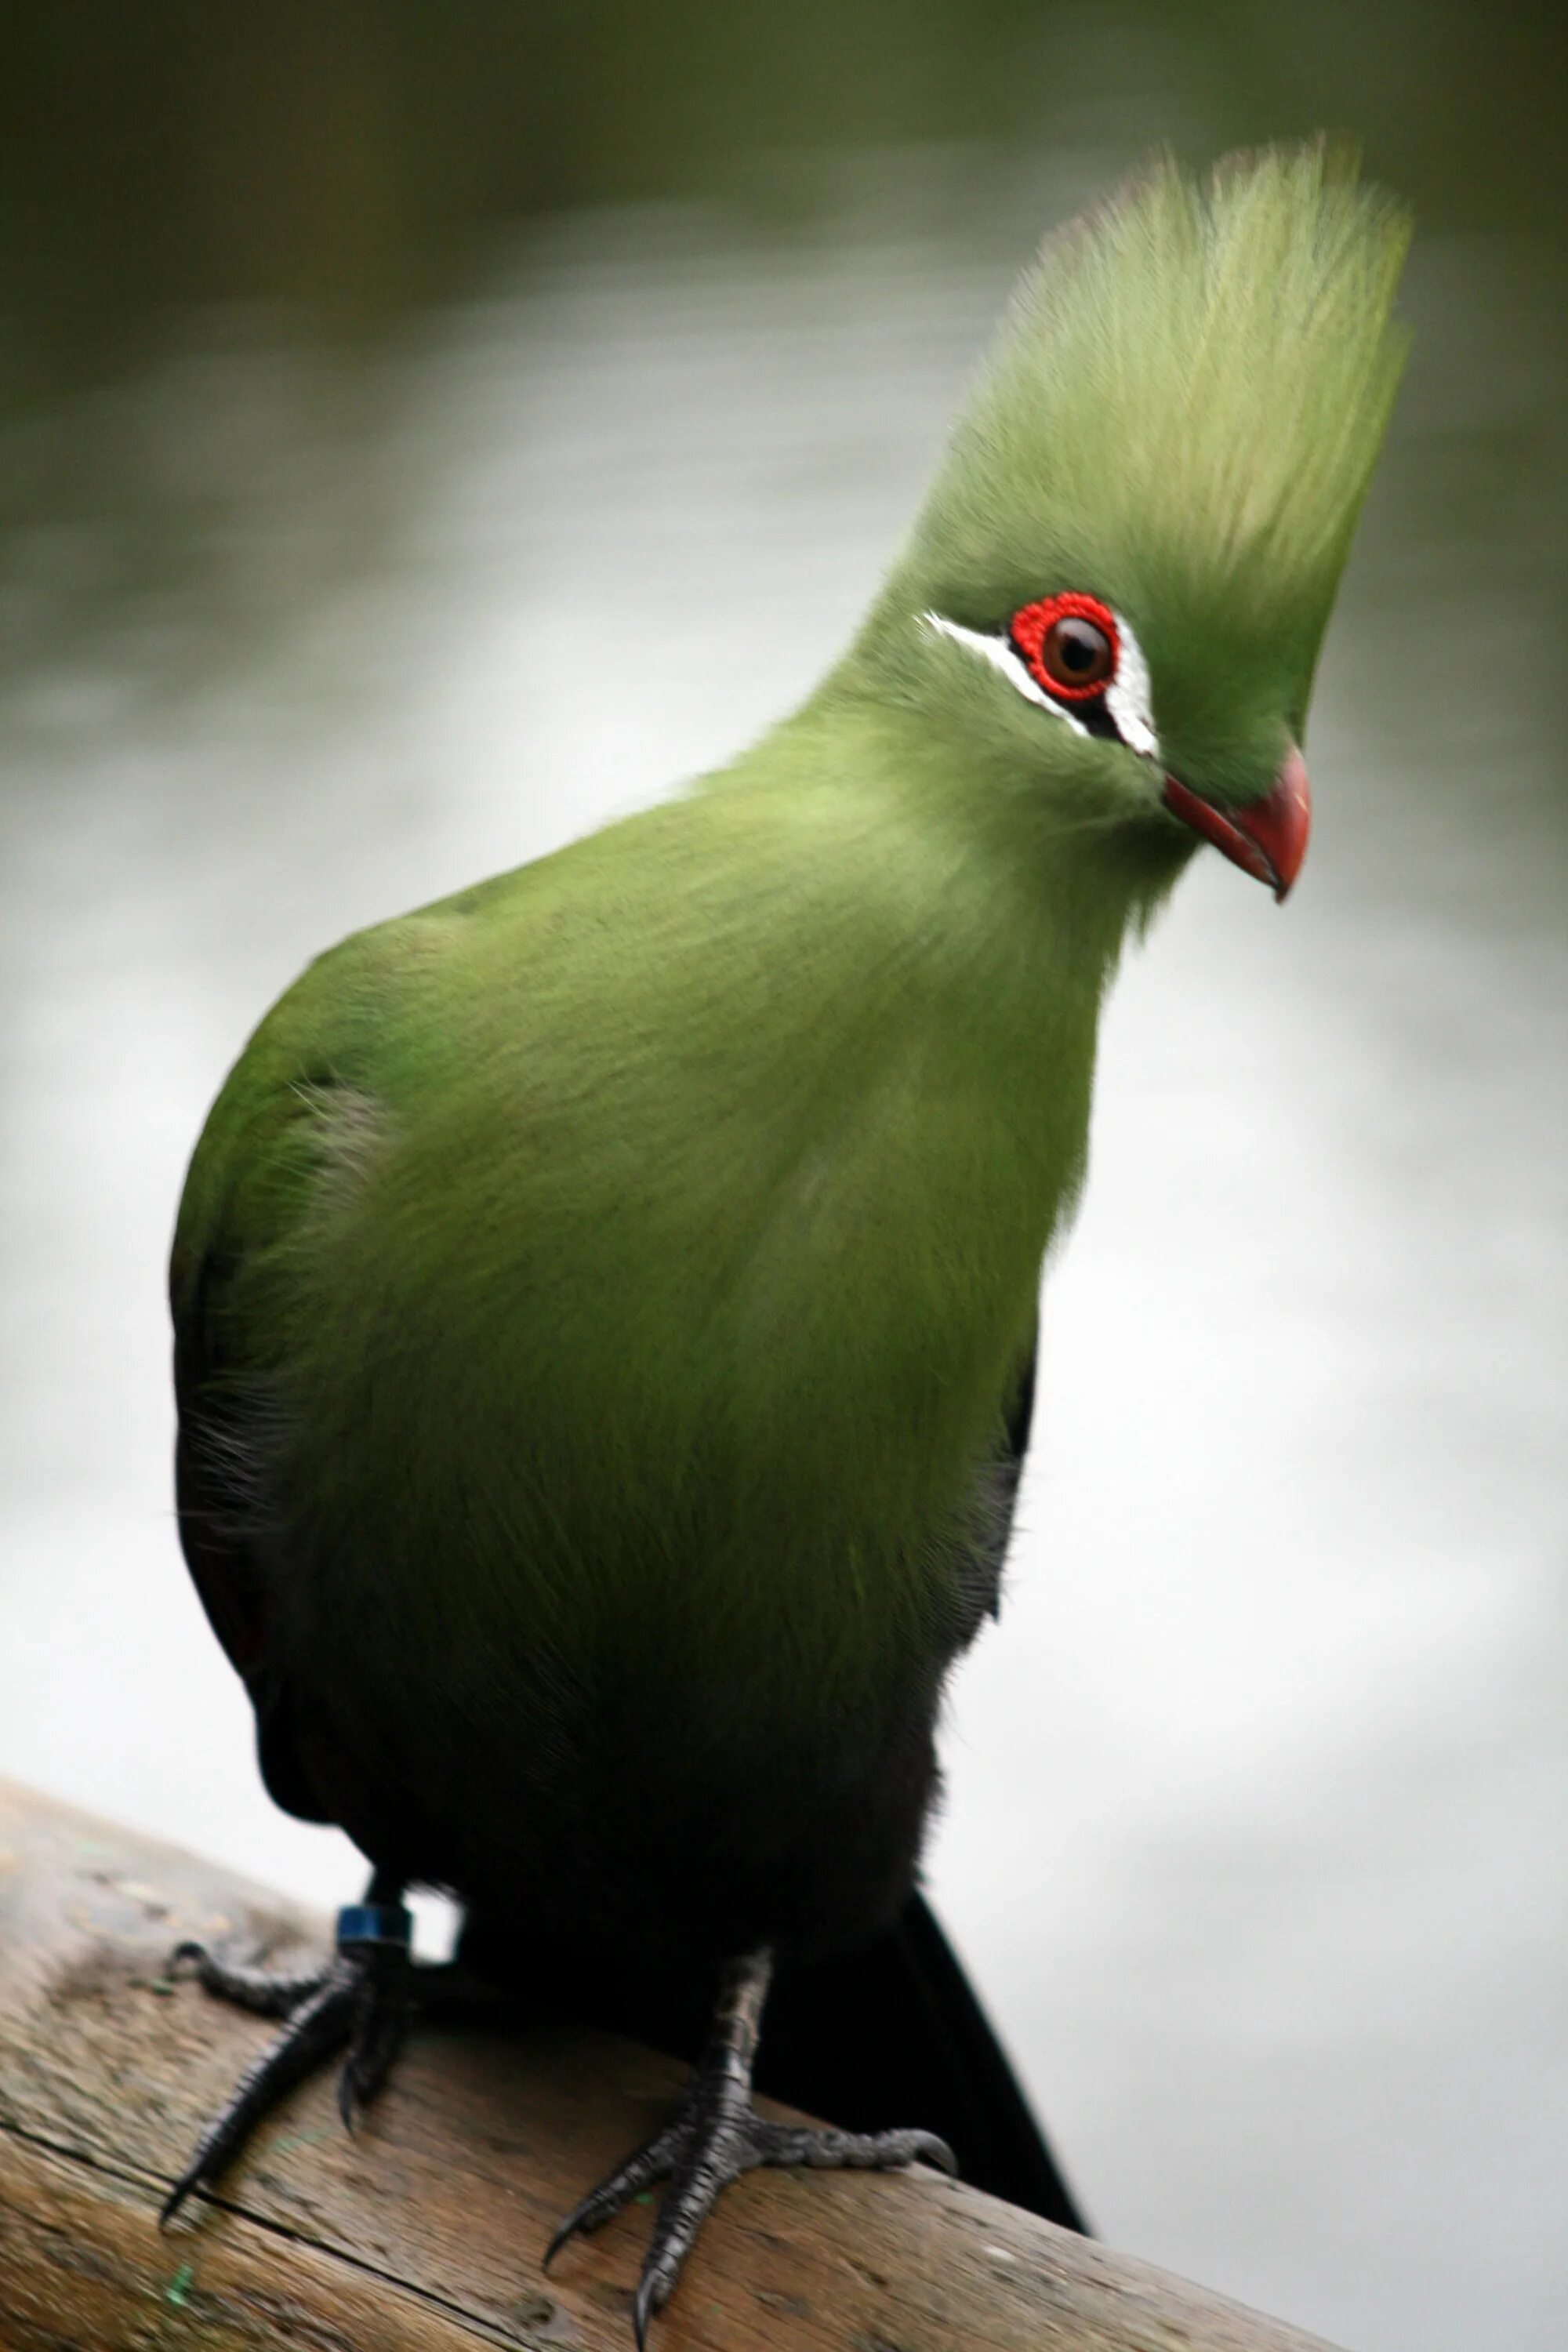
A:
[[165, 146, 1408, 2339]]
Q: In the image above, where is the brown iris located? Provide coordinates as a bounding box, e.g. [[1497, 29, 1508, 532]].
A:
[[1008, 590, 1121, 703], [1040, 615, 1114, 691]]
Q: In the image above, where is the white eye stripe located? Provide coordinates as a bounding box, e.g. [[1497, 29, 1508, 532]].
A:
[[1103, 626, 1157, 758], [921, 612, 1091, 735], [920, 608, 1160, 762]]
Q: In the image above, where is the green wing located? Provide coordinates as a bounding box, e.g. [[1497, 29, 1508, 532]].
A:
[[170, 928, 408, 1820]]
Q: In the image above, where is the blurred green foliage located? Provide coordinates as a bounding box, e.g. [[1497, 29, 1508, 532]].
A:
[[0, 0, 1561, 379], [0, 0, 1559, 706]]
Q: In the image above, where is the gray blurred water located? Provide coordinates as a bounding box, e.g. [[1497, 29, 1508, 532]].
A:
[[1, 154, 1564, 2352]]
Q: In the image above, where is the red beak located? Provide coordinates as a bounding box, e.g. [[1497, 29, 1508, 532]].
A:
[[1162, 744, 1311, 901]]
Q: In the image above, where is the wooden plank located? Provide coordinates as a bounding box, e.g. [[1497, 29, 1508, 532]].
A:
[[0, 1779, 1342, 2351]]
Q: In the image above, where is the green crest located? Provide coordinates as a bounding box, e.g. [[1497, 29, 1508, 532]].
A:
[[868, 143, 1410, 781]]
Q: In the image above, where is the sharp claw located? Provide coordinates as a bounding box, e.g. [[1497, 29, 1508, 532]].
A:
[[543, 2204, 589, 2270], [543, 2175, 619, 2264], [632, 2267, 662, 2352], [158, 2167, 201, 2230]]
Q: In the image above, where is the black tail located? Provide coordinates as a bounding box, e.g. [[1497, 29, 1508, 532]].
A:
[[756, 1893, 1087, 2232]]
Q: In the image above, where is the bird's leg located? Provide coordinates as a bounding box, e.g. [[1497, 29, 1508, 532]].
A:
[[546, 1945, 955, 2348], [162, 1870, 425, 2223]]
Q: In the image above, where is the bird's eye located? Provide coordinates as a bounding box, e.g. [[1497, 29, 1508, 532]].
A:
[[1041, 615, 1114, 689], [1009, 593, 1120, 702]]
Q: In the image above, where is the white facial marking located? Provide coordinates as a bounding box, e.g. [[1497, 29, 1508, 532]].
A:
[[1104, 623, 1157, 757], [921, 607, 1160, 763], [922, 612, 1090, 736]]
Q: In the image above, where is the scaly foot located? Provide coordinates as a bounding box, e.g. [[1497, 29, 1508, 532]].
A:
[[546, 1947, 954, 2347], [162, 1884, 421, 2223]]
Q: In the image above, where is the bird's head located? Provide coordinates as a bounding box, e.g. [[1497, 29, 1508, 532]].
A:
[[852, 145, 1410, 909]]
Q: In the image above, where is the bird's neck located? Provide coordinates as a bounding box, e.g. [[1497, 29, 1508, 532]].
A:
[[721, 678, 1149, 1052], [692, 682, 1152, 1285]]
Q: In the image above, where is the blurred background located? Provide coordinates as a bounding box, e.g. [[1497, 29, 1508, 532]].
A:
[[1, 5, 1564, 2347]]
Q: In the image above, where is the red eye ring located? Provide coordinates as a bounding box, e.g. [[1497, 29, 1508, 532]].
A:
[[1009, 591, 1120, 702]]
